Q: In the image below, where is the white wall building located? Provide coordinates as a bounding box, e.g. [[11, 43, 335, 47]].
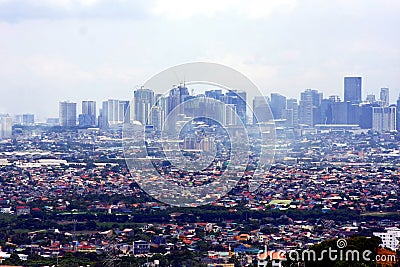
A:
[[373, 227, 400, 251]]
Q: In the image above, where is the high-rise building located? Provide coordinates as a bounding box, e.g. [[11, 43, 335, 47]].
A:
[[134, 88, 154, 125], [285, 98, 299, 127], [0, 115, 12, 138], [22, 114, 34, 125], [372, 106, 396, 132], [344, 77, 362, 103], [79, 101, 96, 127], [396, 95, 400, 131], [59, 101, 77, 127], [100, 99, 130, 127], [299, 89, 322, 126], [13, 114, 34, 125], [320, 99, 333, 124], [253, 96, 270, 125], [167, 85, 190, 115], [205, 89, 247, 124], [366, 94, 376, 103], [119, 100, 130, 123], [360, 103, 374, 129], [223, 90, 247, 124], [330, 101, 360, 125], [380, 88, 389, 106], [270, 93, 287, 120]]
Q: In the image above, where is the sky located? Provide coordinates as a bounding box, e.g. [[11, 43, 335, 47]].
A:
[[0, 0, 399, 121]]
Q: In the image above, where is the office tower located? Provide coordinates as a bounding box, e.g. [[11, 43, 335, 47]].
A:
[[285, 98, 299, 127], [366, 94, 376, 103], [331, 102, 348, 124], [380, 88, 389, 106], [0, 115, 12, 138], [204, 89, 247, 124], [100, 99, 130, 127], [253, 96, 270, 125], [320, 99, 333, 124], [372, 106, 396, 132], [223, 90, 247, 124], [59, 101, 77, 127], [167, 85, 190, 115], [224, 104, 237, 126], [344, 77, 362, 103], [299, 89, 322, 126], [397, 96, 400, 131], [134, 88, 154, 125], [360, 104, 374, 129], [79, 101, 96, 127], [150, 106, 163, 130], [82, 100, 96, 117], [98, 104, 108, 129], [22, 114, 34, 125], [13, 114, 35, 125], [119, 100, 130, 123], [270, 93, 287, 120], [331, 101, 360, 125]]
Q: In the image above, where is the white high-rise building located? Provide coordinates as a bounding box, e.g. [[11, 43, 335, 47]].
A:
[[101, 99, 130, 126], [134, 88, 154, 125], [372, 106, 396, 132], [59, 101, 77, 127], [380, 88, 389, 106], [0, 115, 12, 138], [373, 227, 400, 251]]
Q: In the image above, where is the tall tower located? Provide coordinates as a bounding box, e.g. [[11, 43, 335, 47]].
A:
[[380, 88, 389, 106], [372, 106, 396, 132], [134, 88, 154, 125], [167, 85, 190, 115], [299, 89, 322, 126], [223, 90, 247, 124], [79, 101, 96, 127], [344, 77, 362, 103], [270, 93, 287, 120], [0, 115, 12, 138], [396, 95, 400, 131], [253, 96, 270, 125], [59, 101, 77, 127]]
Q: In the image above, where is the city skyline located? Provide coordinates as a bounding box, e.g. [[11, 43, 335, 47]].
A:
[[8, 79, 400, 123], [0, 1, 399, 120]]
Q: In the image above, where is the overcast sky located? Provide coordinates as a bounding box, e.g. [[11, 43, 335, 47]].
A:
[[0, 0, 399, 120]]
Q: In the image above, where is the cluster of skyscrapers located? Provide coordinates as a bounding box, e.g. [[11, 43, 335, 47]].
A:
[[3, 76, 397, 136], [57, 85, 249, 131], [267, 77, 398, 132]]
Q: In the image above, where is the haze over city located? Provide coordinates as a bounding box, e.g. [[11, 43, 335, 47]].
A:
[[0, 0, 399, 120]]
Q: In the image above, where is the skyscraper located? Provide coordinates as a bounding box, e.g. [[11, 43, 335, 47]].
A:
[[397, 95, 400, 131], [79, 101, 96, 127], [270, 93, 287, 120], [253, 96, 270, 125], [380, 88, 389, 106], [167, 85, 190, 115], [372, 106, 396, 132], [134, 88, 154, 125], [223, 90, 247, 124], [0, 115, 12, 138], [59, 101, 77, 127], [100, 99, 130, 127], [285, 98, 299, 127], [344, 77, 362, 103], [299, 89, 322, 126]]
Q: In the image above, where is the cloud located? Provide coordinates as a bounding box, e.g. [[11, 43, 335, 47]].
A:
[[150, 0, 298, 20], [0, 0, 150, 22]]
